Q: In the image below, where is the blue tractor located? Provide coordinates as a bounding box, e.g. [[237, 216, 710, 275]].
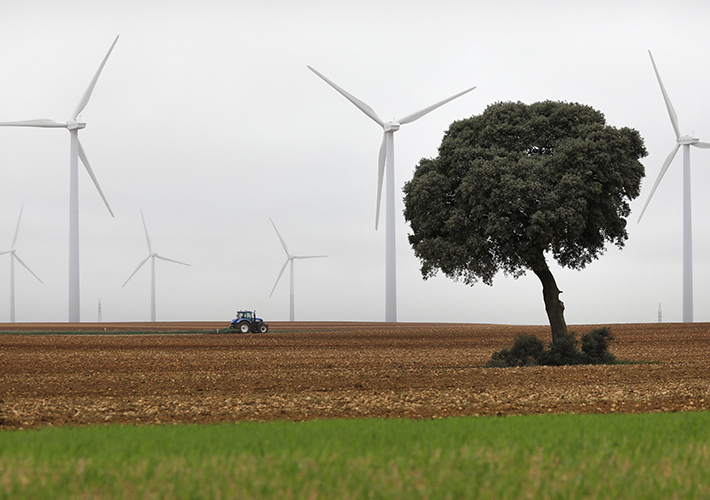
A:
[[230, 310, 269, 333]]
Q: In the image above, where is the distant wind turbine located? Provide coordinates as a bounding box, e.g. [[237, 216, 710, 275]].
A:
[[638, 50, 710, 323], [0, 207, 43, 322], [122, 211, 191, 322], [308, 66, 475, 322], [269, 218, 327, 322], [0, 35, 119, 322]]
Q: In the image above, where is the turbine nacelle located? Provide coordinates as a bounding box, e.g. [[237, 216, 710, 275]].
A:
[[679, 135, 700, 145], [66, 120, 86, 131], [384, 122, 400, 133]]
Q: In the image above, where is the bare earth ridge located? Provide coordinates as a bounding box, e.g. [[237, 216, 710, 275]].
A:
[[0, 322, 708, 429]]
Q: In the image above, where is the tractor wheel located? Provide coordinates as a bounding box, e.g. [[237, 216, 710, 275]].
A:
[[258, 323, 269, 333], [238, 322, 250, 334]]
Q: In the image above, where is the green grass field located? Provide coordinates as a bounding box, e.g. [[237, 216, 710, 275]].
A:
[[1, 412, 709, 499]]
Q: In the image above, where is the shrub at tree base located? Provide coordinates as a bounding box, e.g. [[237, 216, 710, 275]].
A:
[[580, 326, 616, 364], [486, 327, 616, 367]]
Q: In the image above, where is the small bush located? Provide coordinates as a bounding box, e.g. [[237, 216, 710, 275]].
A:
[[485, 334, 545, 367], [540, 332, 586, 366], [581, 327, 616, 364], [487, 328, 616, 367]]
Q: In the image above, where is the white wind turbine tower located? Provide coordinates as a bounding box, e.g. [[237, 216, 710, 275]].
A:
[[0, 35, 118, 322], [122, 211, 191, 322], [269, 218, 327, 322], [0, 207, 43, 322], [638, 50, 710, 323], [308, 66, 475, 322]]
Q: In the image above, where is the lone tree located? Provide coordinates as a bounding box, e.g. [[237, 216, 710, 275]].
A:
[[403, 101, 646, 341]]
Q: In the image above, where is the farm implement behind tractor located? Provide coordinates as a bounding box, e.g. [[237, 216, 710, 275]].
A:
[[229, 310, 269, 333]]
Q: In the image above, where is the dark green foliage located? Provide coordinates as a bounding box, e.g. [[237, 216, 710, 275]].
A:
[[486, 327, 616, 367], [541, 332, 586, 366], [486, 333, 545, 367], [403, 101, 647, 284], [581, 326, 616, 364]]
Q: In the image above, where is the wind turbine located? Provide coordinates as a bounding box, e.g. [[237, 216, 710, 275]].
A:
[[308, 66, 475, 322], [269, 218, 327, 322], [122, 211, 191, 322], [638, 50, 710, 323], [0, 207, 43, 322], [0, 35, 119, 322]]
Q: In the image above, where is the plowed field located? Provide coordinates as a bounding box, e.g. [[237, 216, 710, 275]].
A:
[[1, 322, 708, 429]]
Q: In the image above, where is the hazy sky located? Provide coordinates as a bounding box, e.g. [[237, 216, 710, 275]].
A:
[[1, 0, 710, 324]]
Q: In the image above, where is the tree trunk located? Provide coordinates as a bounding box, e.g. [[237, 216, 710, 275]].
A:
[[530, 258, 568, 342]]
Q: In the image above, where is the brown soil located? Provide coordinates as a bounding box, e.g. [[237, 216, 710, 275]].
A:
[[1, 322, 708, 429]]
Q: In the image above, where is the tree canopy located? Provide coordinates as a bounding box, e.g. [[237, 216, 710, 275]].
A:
[[403, 101, 647, 339]]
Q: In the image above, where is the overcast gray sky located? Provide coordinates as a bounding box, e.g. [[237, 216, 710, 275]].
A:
[[1, 0, 710, 324]]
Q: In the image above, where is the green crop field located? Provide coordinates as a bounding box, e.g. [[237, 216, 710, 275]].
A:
[[1, 412, 709, 499]]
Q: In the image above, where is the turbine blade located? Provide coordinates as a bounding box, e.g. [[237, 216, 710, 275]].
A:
[[293, 255, 328, 259], [270, 218, 290, 256], [13, 253, 43, 283], [308, 66, 385, 126], [692, 141, 710, 149], [398, 86, 477, 124], [638, 143, 680, 222], [122, 256, 150, 287], [73, 35, 119, 119], [0, 250, 10, 256], [0, 119, 66, 128], [155, 255, 191, 266], [140, 210, 152, 254], [270, 259, 289, 297], [78, 139, 114, 217], [375, 132, 387, 230], [11, 206, 23, 249], [648, 51, 681, 139]]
